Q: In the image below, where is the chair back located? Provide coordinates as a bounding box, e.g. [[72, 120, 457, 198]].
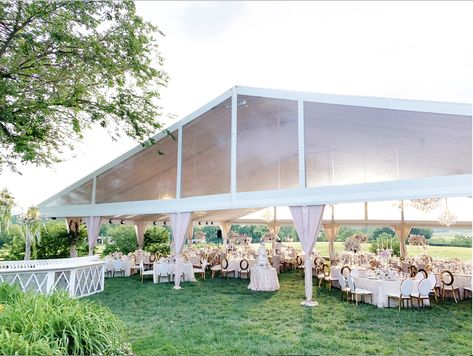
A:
[[414, 271, 424, 280], [338, 275, 347, 289], [113, 259, 123, 270], [139, 260, 144, 274], [400, 278, 413, 297], [340, 265, 351, 278], [221, 258, 229, 269], [157, 263, 169, 276], [418, 278, 431, 296], [240, 259, 249, 271], [323, 263, 331, 277], [409, 265, 418, 278], [296, 255, 303, 267], [346, 276, 356, 292], [427, 272, 437, 289], [440, 270, 455, 287]]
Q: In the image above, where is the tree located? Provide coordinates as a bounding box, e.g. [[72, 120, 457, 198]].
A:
[[1, 221, 88, 260], [0, 188, 14, 233], [0, 1, 168, 172], [20, 206, 42, 259], [410, 228, 432, 239], [371, 227, 395, 241]]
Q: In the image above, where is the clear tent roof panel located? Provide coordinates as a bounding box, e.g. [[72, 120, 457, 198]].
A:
[[38, 86, 471, 218]]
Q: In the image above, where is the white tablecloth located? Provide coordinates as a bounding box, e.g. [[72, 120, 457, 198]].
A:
[[353, 276, 426, 308], [104, 260, 133, 277], [248, 266, 279, 291], [153, 262, 196, 283], [227, 259, 256, 278]]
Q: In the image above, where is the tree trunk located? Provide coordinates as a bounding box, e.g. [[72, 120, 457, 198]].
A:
[[24, 231, 31, 260], [70, 243, 78, 258]]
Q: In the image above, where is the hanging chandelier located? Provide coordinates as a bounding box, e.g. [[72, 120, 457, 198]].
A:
[[410, 198, 441, 213], [438, 198, 457, 227]]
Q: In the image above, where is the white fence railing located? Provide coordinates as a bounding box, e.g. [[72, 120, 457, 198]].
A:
[[0, 256, 105, 297]]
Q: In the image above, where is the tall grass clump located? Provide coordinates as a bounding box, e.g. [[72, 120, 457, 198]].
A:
[[0, 284, 132, 355]]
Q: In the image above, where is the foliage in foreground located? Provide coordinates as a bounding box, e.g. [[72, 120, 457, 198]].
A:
[[0, 284, 132, 355]]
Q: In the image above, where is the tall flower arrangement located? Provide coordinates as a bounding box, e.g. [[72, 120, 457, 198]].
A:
[[343, 234, 368, 253]]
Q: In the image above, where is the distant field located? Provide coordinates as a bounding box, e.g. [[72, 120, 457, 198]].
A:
[[276, 242, 472, 261]]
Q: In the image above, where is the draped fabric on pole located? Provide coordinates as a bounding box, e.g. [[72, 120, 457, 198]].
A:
[[290, 205, 325, 307], [186, 223, 194, 245], [85, 216, 102, 255], [322, 223, 340, 261], [392, 223, 411, 259], [65, 217, 82, 257], [168, 212, 192, 289], [134, 221, 148, 250], [220, 222, 232, 249]]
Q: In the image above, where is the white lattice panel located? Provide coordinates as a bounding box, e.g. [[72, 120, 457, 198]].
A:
[[0, 258, 105, 298]]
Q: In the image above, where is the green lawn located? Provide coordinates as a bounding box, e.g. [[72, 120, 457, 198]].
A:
[[89, 272, 472, 355], [284, 242, 472, 261]]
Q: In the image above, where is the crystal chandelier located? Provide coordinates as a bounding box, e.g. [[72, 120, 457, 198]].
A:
[[438, 198, 457, 227], [410, 198, 441, 213]]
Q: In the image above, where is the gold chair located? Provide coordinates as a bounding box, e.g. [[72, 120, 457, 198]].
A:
[[440, 270, 460, 302], [239, 259, 250, 279], [388, 278, 413, 311], [221, 258, 236, 278], [411, 278, 432, 309]]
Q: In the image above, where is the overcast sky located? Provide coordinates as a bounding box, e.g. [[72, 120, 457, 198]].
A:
[[1, 1, 472, 211]]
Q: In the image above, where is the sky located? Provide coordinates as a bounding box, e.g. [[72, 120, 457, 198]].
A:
[[0, 1, 472, 211]]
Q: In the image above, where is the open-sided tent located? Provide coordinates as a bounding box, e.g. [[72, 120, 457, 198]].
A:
[[38, 86, 472, 304]]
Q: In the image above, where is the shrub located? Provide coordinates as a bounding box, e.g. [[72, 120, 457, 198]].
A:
[[145, 242, 171, 256], [144, 226, 169, 246], [0, 284, 132, 355], [102, 225, 137, 256], [451, 235, 472, 247], [369, 235, 401, 257], [0, 221, 89, 261]]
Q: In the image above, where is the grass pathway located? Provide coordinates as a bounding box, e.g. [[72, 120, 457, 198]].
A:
[[89, 272, 472, 355]]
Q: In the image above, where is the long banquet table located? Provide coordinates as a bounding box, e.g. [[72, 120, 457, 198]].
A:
[[153, 262, 196, 283], [331, 266, 472, 307]]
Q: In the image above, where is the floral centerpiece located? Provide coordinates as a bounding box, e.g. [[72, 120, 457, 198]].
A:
[[343, 234, 368, 253], [378, 249, 392, 260], [408, 234, 427, 246], [260, 232, 277, 243], [228, 231, 252, 246], [374, 266, 399, 280], [193, 231, 206, 243]]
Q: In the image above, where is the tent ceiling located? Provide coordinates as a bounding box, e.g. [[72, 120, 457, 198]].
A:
[[39, 86, 472, 218]]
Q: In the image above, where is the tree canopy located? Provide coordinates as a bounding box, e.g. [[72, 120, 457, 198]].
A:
[[0, 1, 168, 172]]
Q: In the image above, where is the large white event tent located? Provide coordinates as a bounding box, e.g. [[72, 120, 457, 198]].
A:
[[38, 86, 472, 304]]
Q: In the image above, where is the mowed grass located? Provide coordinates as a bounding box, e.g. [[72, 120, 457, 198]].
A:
[[286, 242, 472, 261], [89, 272, 472, 355]]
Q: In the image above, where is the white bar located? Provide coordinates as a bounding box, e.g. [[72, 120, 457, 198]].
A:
[[297, 99, 306, 188], [176, 125, 183, 199], [69, 269, 76, 296], [39, 174, 472, 217], [236, 85, 471, 116], [91, 177, 97, 204], [231, 87, 238, 198]]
